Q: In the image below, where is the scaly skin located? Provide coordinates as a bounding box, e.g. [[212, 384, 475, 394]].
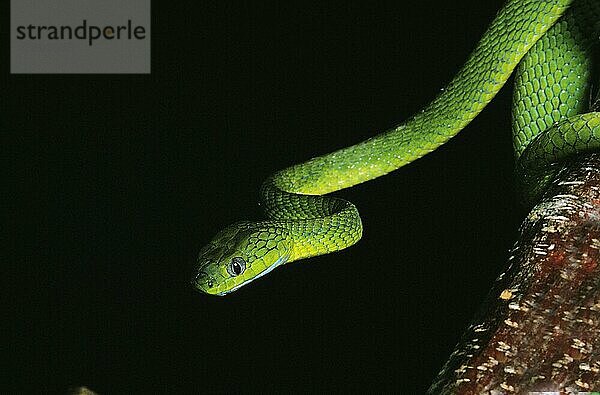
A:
[[512, 0, 600, 204], [192, 0, 600, 296]]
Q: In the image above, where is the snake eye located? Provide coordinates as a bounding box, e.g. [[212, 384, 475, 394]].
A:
[[227, 257, 246, 277]]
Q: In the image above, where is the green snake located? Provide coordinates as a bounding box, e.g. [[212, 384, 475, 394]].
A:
[[192, 0, 600, 296]]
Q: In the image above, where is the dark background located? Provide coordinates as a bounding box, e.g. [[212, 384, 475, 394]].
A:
[[7, 0, 524, 392]]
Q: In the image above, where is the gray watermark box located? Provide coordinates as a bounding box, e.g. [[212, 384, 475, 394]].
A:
[[11, 0, 151, 74]]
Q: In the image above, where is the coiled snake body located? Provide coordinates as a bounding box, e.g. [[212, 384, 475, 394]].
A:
[[193, 0, 600, 296]]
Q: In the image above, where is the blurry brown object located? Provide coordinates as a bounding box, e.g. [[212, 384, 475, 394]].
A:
[[66, 386, 98, 395]]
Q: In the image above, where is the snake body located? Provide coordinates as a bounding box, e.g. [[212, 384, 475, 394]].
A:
[[193, 0, 600, 296]]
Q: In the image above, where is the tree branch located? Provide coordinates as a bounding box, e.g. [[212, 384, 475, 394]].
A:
[[429, 153, 600, 394]]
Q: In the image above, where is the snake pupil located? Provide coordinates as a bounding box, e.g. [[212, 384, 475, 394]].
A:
[[227, 257, 246, 277]]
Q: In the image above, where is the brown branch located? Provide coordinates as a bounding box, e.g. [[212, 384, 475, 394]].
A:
[[428, 153, 600, 394]]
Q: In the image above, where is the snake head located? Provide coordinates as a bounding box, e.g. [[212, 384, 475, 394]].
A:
[[192, 221, 292, 296]]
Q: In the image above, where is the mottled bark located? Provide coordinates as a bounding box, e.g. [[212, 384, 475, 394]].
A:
[[429, 153, 600, 394]]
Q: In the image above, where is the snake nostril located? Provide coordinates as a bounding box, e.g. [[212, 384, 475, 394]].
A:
[[192, 271, 214, 288]]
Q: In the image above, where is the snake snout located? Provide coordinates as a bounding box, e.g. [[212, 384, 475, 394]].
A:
[[191, 270, 215, 290]]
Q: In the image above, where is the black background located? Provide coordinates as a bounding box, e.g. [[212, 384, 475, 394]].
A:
[[7, 0, 525, 393]]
